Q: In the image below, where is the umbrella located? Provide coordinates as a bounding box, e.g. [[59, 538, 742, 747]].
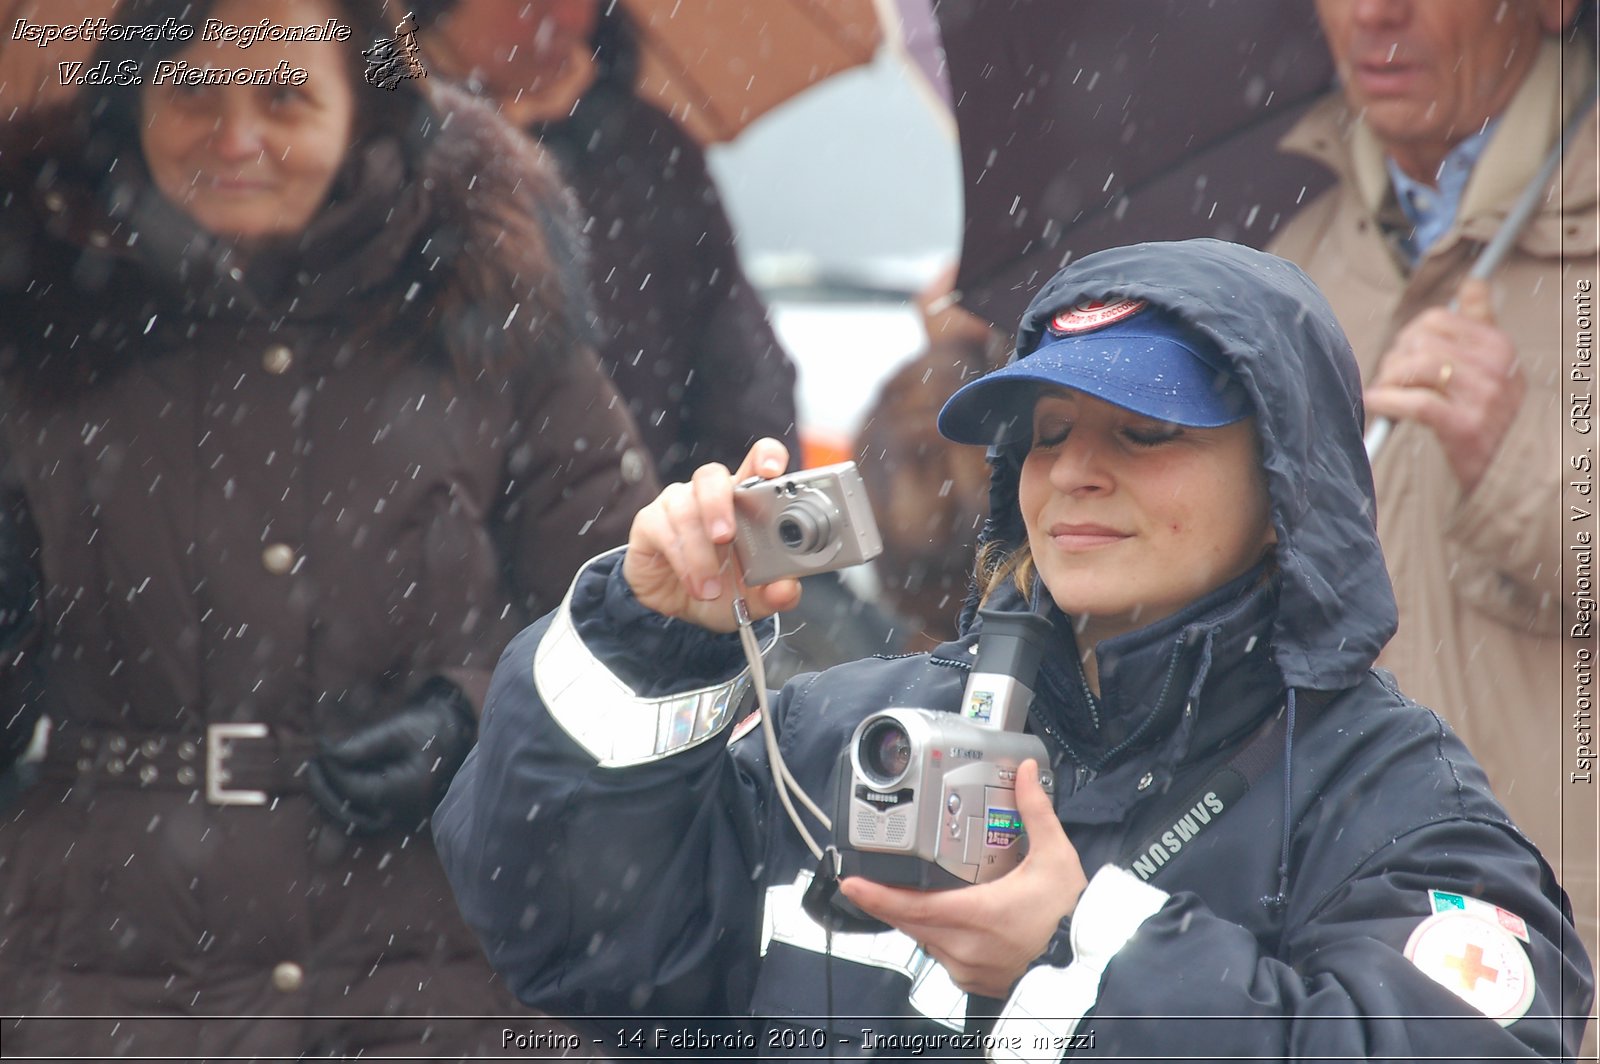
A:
[[936, 0, 1338, 329], [1, 0, 883, 143], [627, 0, 882, 143]]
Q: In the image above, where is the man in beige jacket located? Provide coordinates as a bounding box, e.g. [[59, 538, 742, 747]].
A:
[[1270, 0, 1598, 992]]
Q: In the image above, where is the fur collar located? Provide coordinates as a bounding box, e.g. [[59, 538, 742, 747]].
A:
[[0, 82, 591, 390]]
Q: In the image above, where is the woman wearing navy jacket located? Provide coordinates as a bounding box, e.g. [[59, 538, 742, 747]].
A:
[[437, 239, 1593, 1059]]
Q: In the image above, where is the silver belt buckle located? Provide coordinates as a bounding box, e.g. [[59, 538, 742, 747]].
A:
[[206, 722, 269, 806]]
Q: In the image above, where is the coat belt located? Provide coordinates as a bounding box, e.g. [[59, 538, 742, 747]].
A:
[[38, 723, 316, 805]]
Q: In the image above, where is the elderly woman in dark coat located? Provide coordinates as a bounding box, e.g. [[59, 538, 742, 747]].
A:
[[0, 0, 657, 1056]]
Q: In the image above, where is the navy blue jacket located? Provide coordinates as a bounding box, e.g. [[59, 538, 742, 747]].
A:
[[436, 240, 1593, 1058]]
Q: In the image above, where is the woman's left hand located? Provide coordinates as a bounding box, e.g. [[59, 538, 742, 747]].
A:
[[838, 759, 1086, 999]]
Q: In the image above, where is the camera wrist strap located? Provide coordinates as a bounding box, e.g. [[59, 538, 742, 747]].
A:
[[733, 594, 848, 1042], [733, 594, 832, 860]]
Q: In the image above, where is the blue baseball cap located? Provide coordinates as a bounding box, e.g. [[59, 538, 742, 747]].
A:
[[937, 298, 1251, 446]]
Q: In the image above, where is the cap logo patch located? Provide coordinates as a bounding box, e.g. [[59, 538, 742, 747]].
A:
[[1048, 297, 1147, 335], [1404, 911, 1536, 1026]]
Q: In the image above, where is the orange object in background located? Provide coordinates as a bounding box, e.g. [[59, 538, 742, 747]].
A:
[[0, 0, 882, 137], [800, 428, 854, 470], [0, 0, 112, 115]]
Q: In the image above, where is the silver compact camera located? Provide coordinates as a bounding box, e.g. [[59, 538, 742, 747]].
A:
[[732, 462, 883, 585], [827, 611, 1055, 902]]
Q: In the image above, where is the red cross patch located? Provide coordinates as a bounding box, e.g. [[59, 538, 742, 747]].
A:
[[1404, 911, 1535, 1026]]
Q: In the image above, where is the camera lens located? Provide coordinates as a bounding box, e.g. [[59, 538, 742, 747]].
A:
[[778, 517, 806, 549], [859, 718, 912, 786], [775, 501, 831, 554]]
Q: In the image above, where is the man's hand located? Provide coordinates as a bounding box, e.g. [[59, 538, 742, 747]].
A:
[[1364, 279, 1524, 492], [838, 759, 1086, 998]]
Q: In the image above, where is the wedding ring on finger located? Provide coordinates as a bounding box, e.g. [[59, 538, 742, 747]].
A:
[[1436, 361, 1455, 392]]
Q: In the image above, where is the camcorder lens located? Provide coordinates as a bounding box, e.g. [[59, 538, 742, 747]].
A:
[[860, 719, 912, 785]]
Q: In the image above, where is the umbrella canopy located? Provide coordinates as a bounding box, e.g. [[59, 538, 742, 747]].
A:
[[629, 0, 882, 143], [937, 0, 1338, 329]]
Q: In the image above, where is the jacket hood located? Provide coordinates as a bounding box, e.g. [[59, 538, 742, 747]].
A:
[[962, 238, 1395, 692]]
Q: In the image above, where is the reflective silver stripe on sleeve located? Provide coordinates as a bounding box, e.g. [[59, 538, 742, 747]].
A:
[[987, 865, 1169, 1062], [762, 871, 967, 1031], [534, 550, 774, 768]]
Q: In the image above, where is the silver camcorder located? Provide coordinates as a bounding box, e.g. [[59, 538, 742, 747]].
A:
[[831, 611, 1056, 894], [732, 462, 882, 585]]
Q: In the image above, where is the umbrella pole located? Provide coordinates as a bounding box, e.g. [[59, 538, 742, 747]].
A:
[[1364, 92, 1597, 461]]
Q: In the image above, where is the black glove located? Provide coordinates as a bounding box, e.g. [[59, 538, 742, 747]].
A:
[[307, 677, 477, 835]]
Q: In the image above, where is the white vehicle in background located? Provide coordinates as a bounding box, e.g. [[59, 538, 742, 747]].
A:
[[756, 258, 939, 469], [707, 41, 960, 469], [735, 262, 935, 680], [700, 27, 961, 678]]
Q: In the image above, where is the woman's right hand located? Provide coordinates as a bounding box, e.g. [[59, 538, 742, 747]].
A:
[[622, 438, 803, 633]]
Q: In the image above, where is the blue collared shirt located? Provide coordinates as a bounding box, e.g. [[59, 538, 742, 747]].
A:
[[1385, 121, 1498, 264]]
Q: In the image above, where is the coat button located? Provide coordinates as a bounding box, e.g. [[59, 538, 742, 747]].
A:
[[1137, 772, 1155, 791], [271, 961, 304, 993], [262, 344, 294, 375], [261, 543, 297, 575]]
